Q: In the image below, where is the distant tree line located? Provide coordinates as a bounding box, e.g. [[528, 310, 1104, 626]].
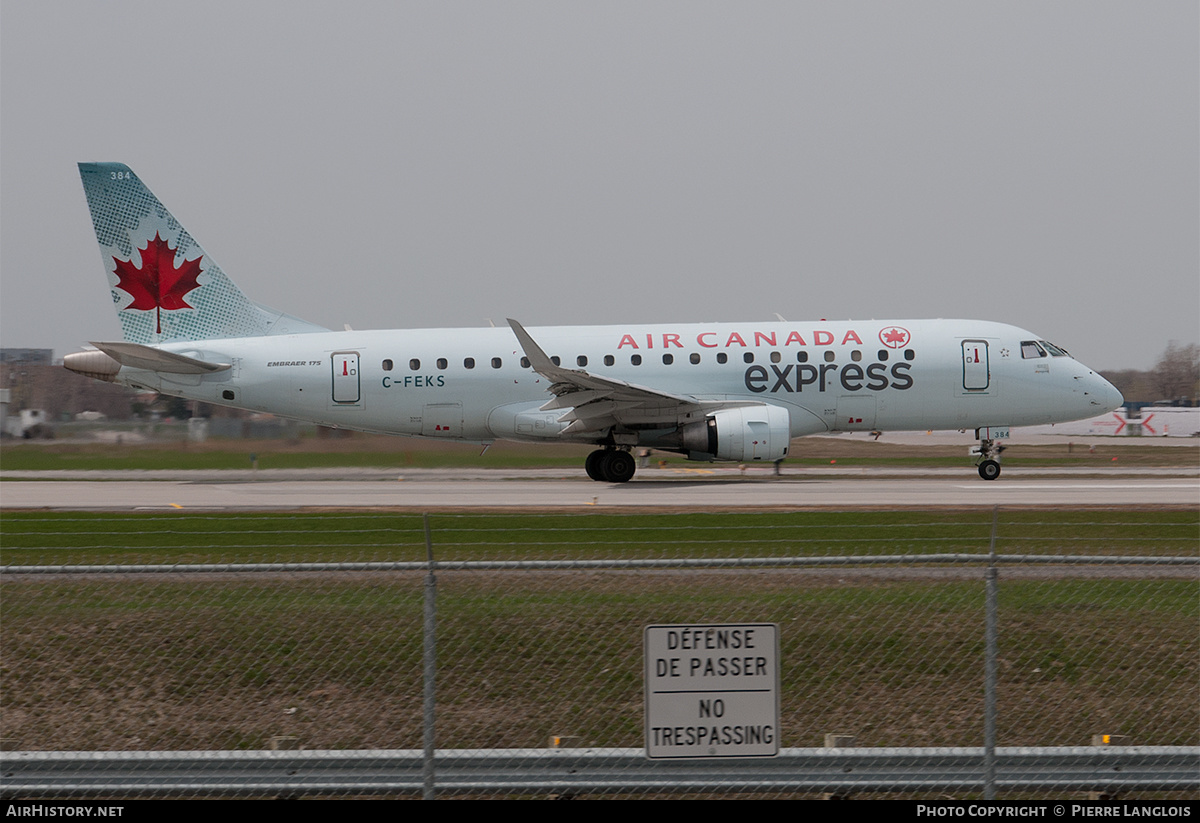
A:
[[1101, 341, 1199, 407]]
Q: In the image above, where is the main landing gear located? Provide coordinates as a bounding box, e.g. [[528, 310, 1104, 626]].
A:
[[975, 438, 1005, 481], [585, 448, 636, 483]]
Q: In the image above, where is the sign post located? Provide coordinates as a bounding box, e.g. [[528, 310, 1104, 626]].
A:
[[644, 623, 780, 759]]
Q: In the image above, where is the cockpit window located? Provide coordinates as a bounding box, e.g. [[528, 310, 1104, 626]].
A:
[[1039, 340, 1069, 357], [1021, 341, 1046, 359]]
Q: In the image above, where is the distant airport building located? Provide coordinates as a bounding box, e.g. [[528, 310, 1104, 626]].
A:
[[0, 348, 54, 365], [1020, 406, 1200, 438]]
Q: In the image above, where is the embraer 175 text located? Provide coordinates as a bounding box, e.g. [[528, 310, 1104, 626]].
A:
[[65, 163, 1123, 482]]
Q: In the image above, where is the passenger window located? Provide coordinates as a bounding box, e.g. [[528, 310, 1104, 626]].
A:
[[631, 354, 642, 366], [717, 352, 728, 364], [877, 350, 888, 361], [662, 353, 674, 365], [436, 358, 448, 370], [689, 353, 701, 365], [824, 350, 835, 362], [604, 355, 614, 366], [463, 358, 475, 369], [551, 356, 561, 366], [904, 349, 915, 361], [1021, 341, 1046, 359], [520, 357, 530, 368], [797, 351, 808, 363], [491, 357, 502, 369], [577, 355, 588, 367], [851, 350, 862, 362], [743, 353, 755, 364], [409, 359, 420, 370], [382, 359, 393, 371], [770, 351, 781, 363]]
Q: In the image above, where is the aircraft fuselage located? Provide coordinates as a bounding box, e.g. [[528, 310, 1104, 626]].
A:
[[103, 318, 1119, 449]]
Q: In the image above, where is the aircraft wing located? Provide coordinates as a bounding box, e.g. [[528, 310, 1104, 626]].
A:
[[507, 319, 757, 434]]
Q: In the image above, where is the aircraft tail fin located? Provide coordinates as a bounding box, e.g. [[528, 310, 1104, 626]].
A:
[[78, 163, 326, 344]]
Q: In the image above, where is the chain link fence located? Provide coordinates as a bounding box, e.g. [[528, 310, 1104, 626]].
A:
[[2, 509, 1196, 798]]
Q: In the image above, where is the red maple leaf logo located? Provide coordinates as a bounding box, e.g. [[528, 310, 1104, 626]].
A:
[[112, 233, 203, 334], [879, 326, 910, 348]]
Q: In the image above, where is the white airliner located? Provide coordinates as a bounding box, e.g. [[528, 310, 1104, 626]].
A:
[[64, 163, 1123, 482]]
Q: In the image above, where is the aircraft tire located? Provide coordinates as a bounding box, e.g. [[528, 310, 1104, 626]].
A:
[[978, 460, 1001, 481], [585, 449, 607, 481], [601, 450, 636, 483]]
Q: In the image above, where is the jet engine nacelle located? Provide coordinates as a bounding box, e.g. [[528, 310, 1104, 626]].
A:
[[680, 404, 791, 462]]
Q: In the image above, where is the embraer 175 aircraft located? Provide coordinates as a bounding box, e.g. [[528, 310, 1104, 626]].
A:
[[65, 163, 1123, 482]]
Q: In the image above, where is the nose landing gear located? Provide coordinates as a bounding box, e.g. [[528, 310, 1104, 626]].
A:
[[978, 457, 1001, 481], [974, 429, 1007, 480]]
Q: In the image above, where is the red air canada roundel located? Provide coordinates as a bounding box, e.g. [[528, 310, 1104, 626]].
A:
[[879, 326, 910, 349], [112, 232, 203, 334]]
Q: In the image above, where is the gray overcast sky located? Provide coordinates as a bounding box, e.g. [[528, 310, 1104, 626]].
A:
[[2, 1, 1196, 371]]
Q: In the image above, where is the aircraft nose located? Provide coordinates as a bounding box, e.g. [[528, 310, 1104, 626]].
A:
[[1099, 375, 1124, 413], [1083, 369, 1123, 414]]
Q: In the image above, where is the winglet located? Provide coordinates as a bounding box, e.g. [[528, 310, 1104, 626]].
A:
[[507, 319, 558, 373]]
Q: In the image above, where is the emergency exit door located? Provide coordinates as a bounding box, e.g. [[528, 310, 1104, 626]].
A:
[[962, 340, 989, 391], [332, 352, 360, 403]]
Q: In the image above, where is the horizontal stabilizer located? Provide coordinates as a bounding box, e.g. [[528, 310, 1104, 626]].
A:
[[89, 341, 231, 374]]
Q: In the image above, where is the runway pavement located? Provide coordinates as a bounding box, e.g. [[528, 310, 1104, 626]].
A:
[[2, 466, 1197, 509]]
